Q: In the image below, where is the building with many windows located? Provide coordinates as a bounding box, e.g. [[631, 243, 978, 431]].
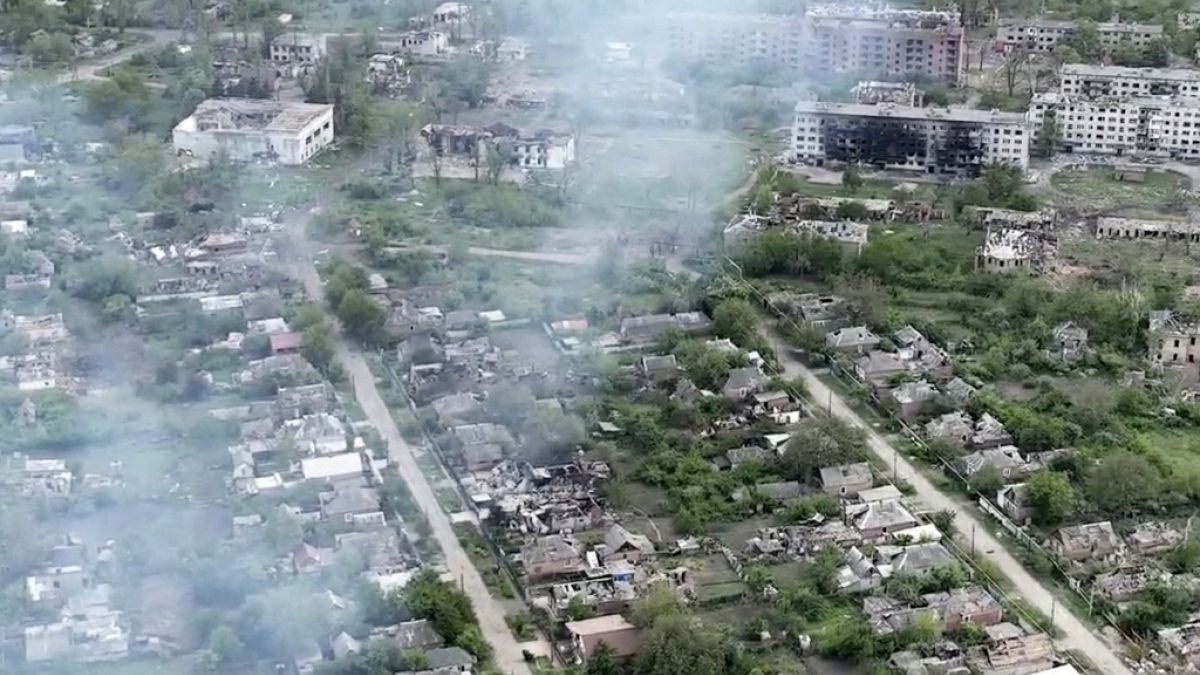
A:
[[1060, 64, 1200, 98], [667, 6, 964, 85], [1028, 92, 1200, 159], [792, 100, 1029, 174], [996, 19, 1162, 53], [173, 98, 335, 165]]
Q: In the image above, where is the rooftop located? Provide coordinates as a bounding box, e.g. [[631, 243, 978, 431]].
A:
[[565, 613, 636, 636], [175, 98, 332, 134], [795, 100, 1028, 125], [1062, 63, 1200, 81]]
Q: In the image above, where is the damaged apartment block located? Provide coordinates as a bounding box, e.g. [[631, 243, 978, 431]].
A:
[[792, 100, 1030, 175]]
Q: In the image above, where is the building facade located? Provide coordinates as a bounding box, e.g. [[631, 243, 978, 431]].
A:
[[996, 20, 1162, 53], [667, 7, 964, 85], [792, 101, 1029, 173], [1060, 64, 1200, 98], [173, 98, 335, 165], [1029, 92, 1200, 159]]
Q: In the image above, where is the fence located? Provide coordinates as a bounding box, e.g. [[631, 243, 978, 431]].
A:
[[377, 352, 529, 601]]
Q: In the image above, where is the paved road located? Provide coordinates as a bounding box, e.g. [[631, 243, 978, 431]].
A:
[[284, 206, 533, 675], [759, 327, 1133, 675]]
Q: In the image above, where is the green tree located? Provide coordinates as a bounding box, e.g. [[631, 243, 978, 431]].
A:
[[1025, 470, 1076, 525], [842, 165, 863, 193], [403, 570, 478, 644], [208, 625, 243, 664], [781, 417, 866, 482], [587, 643, 621, 675], [1033, 112, 1061, 158], [1086, 451, 1162, 515], [631, 586, 685, 628], [711, 298, 759, 347], [635, 614, 727, 675], [264, 508, 303, 554], [302, 323, 336, 374], [336, 289, 386, 345]]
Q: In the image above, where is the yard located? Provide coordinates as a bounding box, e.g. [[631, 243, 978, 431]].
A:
[[1137, 428, 1200, 481], [1045, 168, 1189, 214]]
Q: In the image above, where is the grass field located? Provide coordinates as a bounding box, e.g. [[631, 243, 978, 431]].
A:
[[1047, 168, 1188, 214], [1138, 429, 1200, 480]]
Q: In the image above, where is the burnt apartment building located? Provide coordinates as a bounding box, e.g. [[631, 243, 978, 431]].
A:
[[667, 6, 964, 85], [996, 19, 1162, 54], [792, 101, 1029, 174]]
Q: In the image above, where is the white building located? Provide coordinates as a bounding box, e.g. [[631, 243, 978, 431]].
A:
[[269, 33, 325, 64], [792, 100, 1029, 173], [173, 98, 335, 165], [976, 228, 1053, 274], [668, 7, 964, 84], [1029, 91, 1200, 159], [1060, 64, 1200, 99], [384, 30, 448, 57], [997, 19, 1162, 53]]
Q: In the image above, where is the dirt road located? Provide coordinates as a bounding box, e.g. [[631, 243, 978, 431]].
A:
[[284, 208, 533, 675], [760, 327, 1133, 675]]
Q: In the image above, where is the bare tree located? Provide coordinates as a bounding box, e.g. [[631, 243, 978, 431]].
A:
[[1002, 48, 1029, 98]]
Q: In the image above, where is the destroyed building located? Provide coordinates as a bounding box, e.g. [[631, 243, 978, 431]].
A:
[[420, 122, 576, 169], [172, 98, 335, 165], [792, 101, 1029, 174], [976, 228, 1055, 274]]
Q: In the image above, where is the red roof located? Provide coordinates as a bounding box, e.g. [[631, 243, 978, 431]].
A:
[[270, 331, 304, 352]]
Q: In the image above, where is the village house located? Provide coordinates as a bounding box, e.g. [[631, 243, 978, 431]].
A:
[[1049, 321, 1088, 362], [922, 586, 1003, 631], [845, 499, 919, 540], [957, 446, 1028, 481], [820, 462, 874, 498], [1159, 619, 1200, 668], [733, 480, 808, 506], [1147, 309, 1200, 375], [1094, 567, 1157, 603], [855, 351, 906, 385], [619, 312, 711, 344], [722, 366, 768, 401], [602, 524, 656, 563], [565, 614, 642, 661], [638, 354, 679, 384], [1054, 521, 1124, 564], [890, 380, 939, 420], [453, 422, 514, 472], [826, 325, 881, 354], [1127, 520, 1185, 555], [997, 483, 1033, 524], [941, 377, 976, 408], [521, 534, 586, 581], [863, 596, 937, 635], [972, 413, 1014, 449], [924, 411, 974, 447]]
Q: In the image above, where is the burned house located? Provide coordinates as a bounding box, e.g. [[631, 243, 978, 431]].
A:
[[420, 122, 577, 169], [724, 214, 869, 254], [792, 101, 1029, 174]]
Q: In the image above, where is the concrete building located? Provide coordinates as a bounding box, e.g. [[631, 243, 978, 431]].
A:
[[1096, 216, 1200, 242], [269, 33, 325, 64], [1148, 309, 1200, 371], [565, 614, 641, 660], [666, 13, 806, 69], [1032, 91, 1200, 159], [793, 101, 1029, 173], [976, 228, 1054, 274], [803, 7, 965, 85], [997, 19, 1162, 54], [173, 98, 334, 165], [1060, 64, 1200, 98], [667, 7, 964, 85]]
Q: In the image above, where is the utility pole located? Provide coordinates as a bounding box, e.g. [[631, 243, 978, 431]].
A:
[[971, 523, 977, 556]]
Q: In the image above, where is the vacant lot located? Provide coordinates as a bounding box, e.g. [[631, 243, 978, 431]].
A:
[[1046, 168, 1188, 214]]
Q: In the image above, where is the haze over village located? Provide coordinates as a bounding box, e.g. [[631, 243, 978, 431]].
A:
[[13, 1, 1200, 675]]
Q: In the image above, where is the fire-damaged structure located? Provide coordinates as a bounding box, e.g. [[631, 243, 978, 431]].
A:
[[792, 101, 1029, 174]]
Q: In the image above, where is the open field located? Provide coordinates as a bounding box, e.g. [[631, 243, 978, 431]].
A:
[[1045, 168, 1188, 214]]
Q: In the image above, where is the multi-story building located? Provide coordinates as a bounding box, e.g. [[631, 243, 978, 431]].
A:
[[269, 33, 325, 64], [1148, 310, 1200, 371], [803, 8, 965, 85], [667, 7, 964, 85], [792, 101, 1029, 174], [173, 98, 335, 165], [666, 13, 806, 69], [1060, 64, 1200, 98], [1028, 92, 1200, 159], [996, 19, 1162, 53]]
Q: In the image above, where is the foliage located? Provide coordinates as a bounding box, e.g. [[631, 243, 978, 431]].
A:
[[402, 570, 491, 660], [781, 417, 867, 482], [1025, 470, 1076, 525], [336, 289, 387, 346], [731, 230, 845, 281], [1085, 451, 1163, 516], [634, 614, 728, 675]]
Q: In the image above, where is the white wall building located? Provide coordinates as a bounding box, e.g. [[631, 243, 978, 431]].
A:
[[997, 19, 1162, 53], [792, 100, 1029, 173], [1029, 92, 1200, 159], [667, 7, 965, 84], [173, 98, 335, 165], [269, 33, 325, 64], [1060, 64, 1200, 98]]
